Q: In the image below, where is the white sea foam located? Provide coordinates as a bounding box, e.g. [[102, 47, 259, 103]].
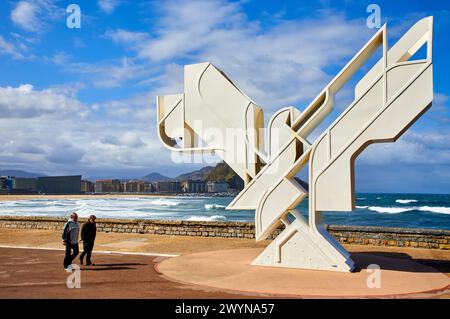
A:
[[367, 206, 413, 214], [395, 199, 418, 204], [367, 205, 450, 215], [204, 204, 226, 210], [148, 199, 181, 206], [356, 206, 368, 209], [187, 215, 227, 221], [418, 206, 450, 215]]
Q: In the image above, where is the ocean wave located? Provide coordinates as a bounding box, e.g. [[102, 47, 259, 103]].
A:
[[417, 206, 450, 215], [356, 206, 368, 209], [148, 199, 181, 206], [367, 206, 450, 215], [395, 199, 418, 204], [204, 204, 226, 210], [367, 206, 413, 214], [187, 215, 227, 221]]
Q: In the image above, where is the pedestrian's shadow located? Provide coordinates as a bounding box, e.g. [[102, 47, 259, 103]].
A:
[[81, 262, 147, 271], [351, 251, 450, 273], [92, 263, 147, 267], [83, 266, 135, 271]]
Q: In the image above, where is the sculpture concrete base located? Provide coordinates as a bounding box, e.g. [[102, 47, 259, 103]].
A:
[[156, 248, 450, 298], [252, 214, 355, 272]]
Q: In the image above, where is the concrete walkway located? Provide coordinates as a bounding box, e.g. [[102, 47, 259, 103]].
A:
[[1, 228, 449, 298], [157, 248, 450, 298], [0, 247, 249, 299]]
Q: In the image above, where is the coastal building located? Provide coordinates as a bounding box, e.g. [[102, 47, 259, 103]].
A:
[[81, 180, 94, 193], [145, 183, 154, 193], [181, 180, 207, 193], [12, 178, 37, 192], [37, 175, 82, 194], [123, 180, 147, 193], [156, 181, 181, 193], [0, 177, 9, 194], [0, 177, 6, 189], [5, 177, 13, 190], [207, 181, 228, 193], [94, 179, 122, 193]]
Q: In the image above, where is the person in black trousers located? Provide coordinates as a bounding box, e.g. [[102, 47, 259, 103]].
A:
[[62, 212, 80, 271], [79, 215, 97, 266]]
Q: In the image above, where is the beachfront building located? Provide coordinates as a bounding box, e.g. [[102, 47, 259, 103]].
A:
[[123, 180, 147, 193], [207, 181, 228, 193], [37, 175, 82, 194], [0, 177, 9, 194], [81, 180, 94, 193], [12, 177, 37, 193], [155, 181, 181, 193], [94, 179, 122, 193], [0, 177, 15, 191], [181, 180, 207, 193], [145, 183, 154, 193], [0, 177, 6, 189]]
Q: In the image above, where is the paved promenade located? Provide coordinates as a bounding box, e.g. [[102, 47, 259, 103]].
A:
[[0, 228, 449, 298], [0, 247, 245, 298]]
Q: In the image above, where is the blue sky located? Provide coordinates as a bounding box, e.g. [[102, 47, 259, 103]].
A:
[[0, 0, 449, 193]]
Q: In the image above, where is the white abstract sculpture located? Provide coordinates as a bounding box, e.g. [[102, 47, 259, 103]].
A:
[[157, 17, 434, 272]]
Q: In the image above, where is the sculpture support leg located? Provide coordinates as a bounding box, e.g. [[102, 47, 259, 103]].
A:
[[251, 210, 355, 272]]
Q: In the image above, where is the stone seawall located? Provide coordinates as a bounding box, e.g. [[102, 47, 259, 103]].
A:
[[0, 216, 449, 250]]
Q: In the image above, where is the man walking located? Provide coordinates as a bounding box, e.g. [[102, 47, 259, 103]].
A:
[[62, 212, 80, 271], [79, 215, 97, 266]]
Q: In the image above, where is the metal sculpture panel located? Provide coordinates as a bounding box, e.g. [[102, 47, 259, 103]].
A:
[[157, 17, 434, 272]]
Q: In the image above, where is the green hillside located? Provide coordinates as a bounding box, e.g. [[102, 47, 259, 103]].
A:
[[205, 162, 244, 190]]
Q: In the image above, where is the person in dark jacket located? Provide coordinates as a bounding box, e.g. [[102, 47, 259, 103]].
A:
[[79, 215, 97, 266], [62, 212, 80, 271]]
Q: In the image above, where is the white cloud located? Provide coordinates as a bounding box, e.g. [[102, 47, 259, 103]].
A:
[[52, 53, 150, 88], [0, 35, 25, 59], [107, 0, 372, 109], [10, 0, 59, 33], [357, 92, 450, 167], [0, 83, 169, 177], [98, 0, 122, 14], [100, 132, 145, 148], [106, 29, 148, 44], [358, 129, 450, 167], [0, 84, 87, 118], [11, 1, 39, 31]]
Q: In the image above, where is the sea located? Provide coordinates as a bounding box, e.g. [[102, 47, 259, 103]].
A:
[[0, 193, 449, 230]]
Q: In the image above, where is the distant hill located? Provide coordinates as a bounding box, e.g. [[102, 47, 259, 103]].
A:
[[205, 162, 309, 191], [205, 162, 244, 189], [139, 163, 309, 191], [172, 166, 215, 181], [141, 172, 170, 182], [0, 169, 44, 178]]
